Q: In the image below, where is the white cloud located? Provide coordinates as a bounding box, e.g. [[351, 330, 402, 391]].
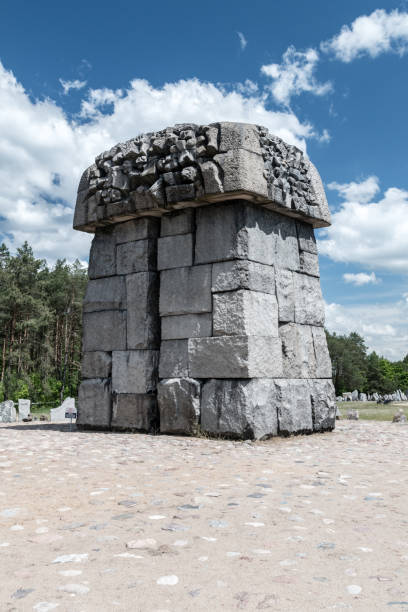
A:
[[237, 31, 247, 50], [0, 61, 321, 264], [318, 179, 408, 272], [322, 9, 408, 62], [325, 300, 408, 360], [327, 175, 380, 203], [343, 272, 379, 286], [261, 46, 332, 106], [59, 79, 87, 95]]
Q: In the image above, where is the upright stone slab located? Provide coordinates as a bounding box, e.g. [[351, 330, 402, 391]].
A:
[[0, 400, 16, 423], [74, 122, 335, 438], [18, 399, 31, 420], [50, 397, 76, 423]]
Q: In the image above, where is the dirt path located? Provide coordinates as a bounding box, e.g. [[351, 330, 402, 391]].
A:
[[0, 421, 407, 611]]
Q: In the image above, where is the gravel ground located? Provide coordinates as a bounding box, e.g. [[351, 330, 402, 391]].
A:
[[0, 421, 407, 611]]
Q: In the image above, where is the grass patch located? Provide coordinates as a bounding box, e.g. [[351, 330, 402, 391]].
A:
[[338, 400, 408, 421]]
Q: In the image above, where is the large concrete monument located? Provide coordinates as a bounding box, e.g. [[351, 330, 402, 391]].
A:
[[74, 122, 336, 439]]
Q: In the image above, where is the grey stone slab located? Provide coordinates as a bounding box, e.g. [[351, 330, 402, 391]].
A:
[[18, 399, 30, 419], [158, 378, 201, 435], [114, 218, 160, 244], [77, 379, 112, 428], [310, 379, 336, 432], [81, 351, 112, 379], [279, 323, 316, 378], [311, 327, 332, 378], [195, 202, 298, 269], [159, 340, 189, 378], [88, 229, 116, 279], [0, 400, 16, 423], [188, 336, 283, 378], [294, 273, 325, 326], [126, 272, 159, 349], [161, 314, 212, 340], [159, 265, 212, 315], [199, 161, 223, 194], [276, 379, 313, 435], [213, 290, 278, 337], [157, 234, 193, 270], [165, 184, 195, 204], [218, 122, 263, 155], [296, 222, 317, 254], [112, 350, 159, 394], [83, 276, 126, 312], [73, 189, 88, 229], [201, 378, 278, 440], [160, 209, 194, 236], [214, 148, 268, 198], [211, 260, 275, 294], [111, 393, 158, 431], [275, 269, 295, 323], [271, 215, 300, 271], [83, 310, 126, 351], [305, 159, 331, 227], [299, 251, 320, 277], [50, 397, 76, 422], [116, 239, 156, 274]]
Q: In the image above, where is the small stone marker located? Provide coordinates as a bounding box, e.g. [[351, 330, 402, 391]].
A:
[[50, 398, 76, 422], [392, 409, 407, 423], [347, 410, 359, 421], [0, 400, 17, 423], [18, 399, 31, 420]]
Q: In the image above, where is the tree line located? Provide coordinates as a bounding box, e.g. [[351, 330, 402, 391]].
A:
[[0, 241, 406, 406], [0, 242, 87, 407], [325, 330, 408, 396]]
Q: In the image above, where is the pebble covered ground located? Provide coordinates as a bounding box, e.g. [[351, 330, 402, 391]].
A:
[[0, 421, 407, 611]]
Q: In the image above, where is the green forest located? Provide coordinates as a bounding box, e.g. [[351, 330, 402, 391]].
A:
[[0, 242, 87, 408], [0, 241, 407, 406], [326, 330, 408, 395]]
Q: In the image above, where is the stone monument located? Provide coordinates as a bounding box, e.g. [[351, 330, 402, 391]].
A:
[[18, 399, 31, 420], [50, 397, 76, 422], [0, 400, 17, 423], [74, 122, 336, 439]]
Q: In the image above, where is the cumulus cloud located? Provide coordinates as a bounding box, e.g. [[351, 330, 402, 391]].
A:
[[261, 46, 332, 106], [237, 31, 247, 50], [343, 272, 379, 286], [325, 299, 408, 360], [322, 9, 408, 62], [59, 79, 87, 95], [327, 176, 380, 203], [0, 61, 321, 263], [318, 179, 408, 272]]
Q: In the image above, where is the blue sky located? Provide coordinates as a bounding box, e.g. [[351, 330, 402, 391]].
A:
[[0, 1, 408, 359]]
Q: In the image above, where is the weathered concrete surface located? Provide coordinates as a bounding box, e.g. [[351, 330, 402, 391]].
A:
[[1, 421, 407, 610]]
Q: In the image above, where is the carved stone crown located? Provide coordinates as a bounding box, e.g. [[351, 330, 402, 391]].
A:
[[73, 121, 331, 232]]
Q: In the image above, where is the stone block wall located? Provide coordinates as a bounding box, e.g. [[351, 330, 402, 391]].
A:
[[78, 200, 335, 438], [75, 122, 336, 439]]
